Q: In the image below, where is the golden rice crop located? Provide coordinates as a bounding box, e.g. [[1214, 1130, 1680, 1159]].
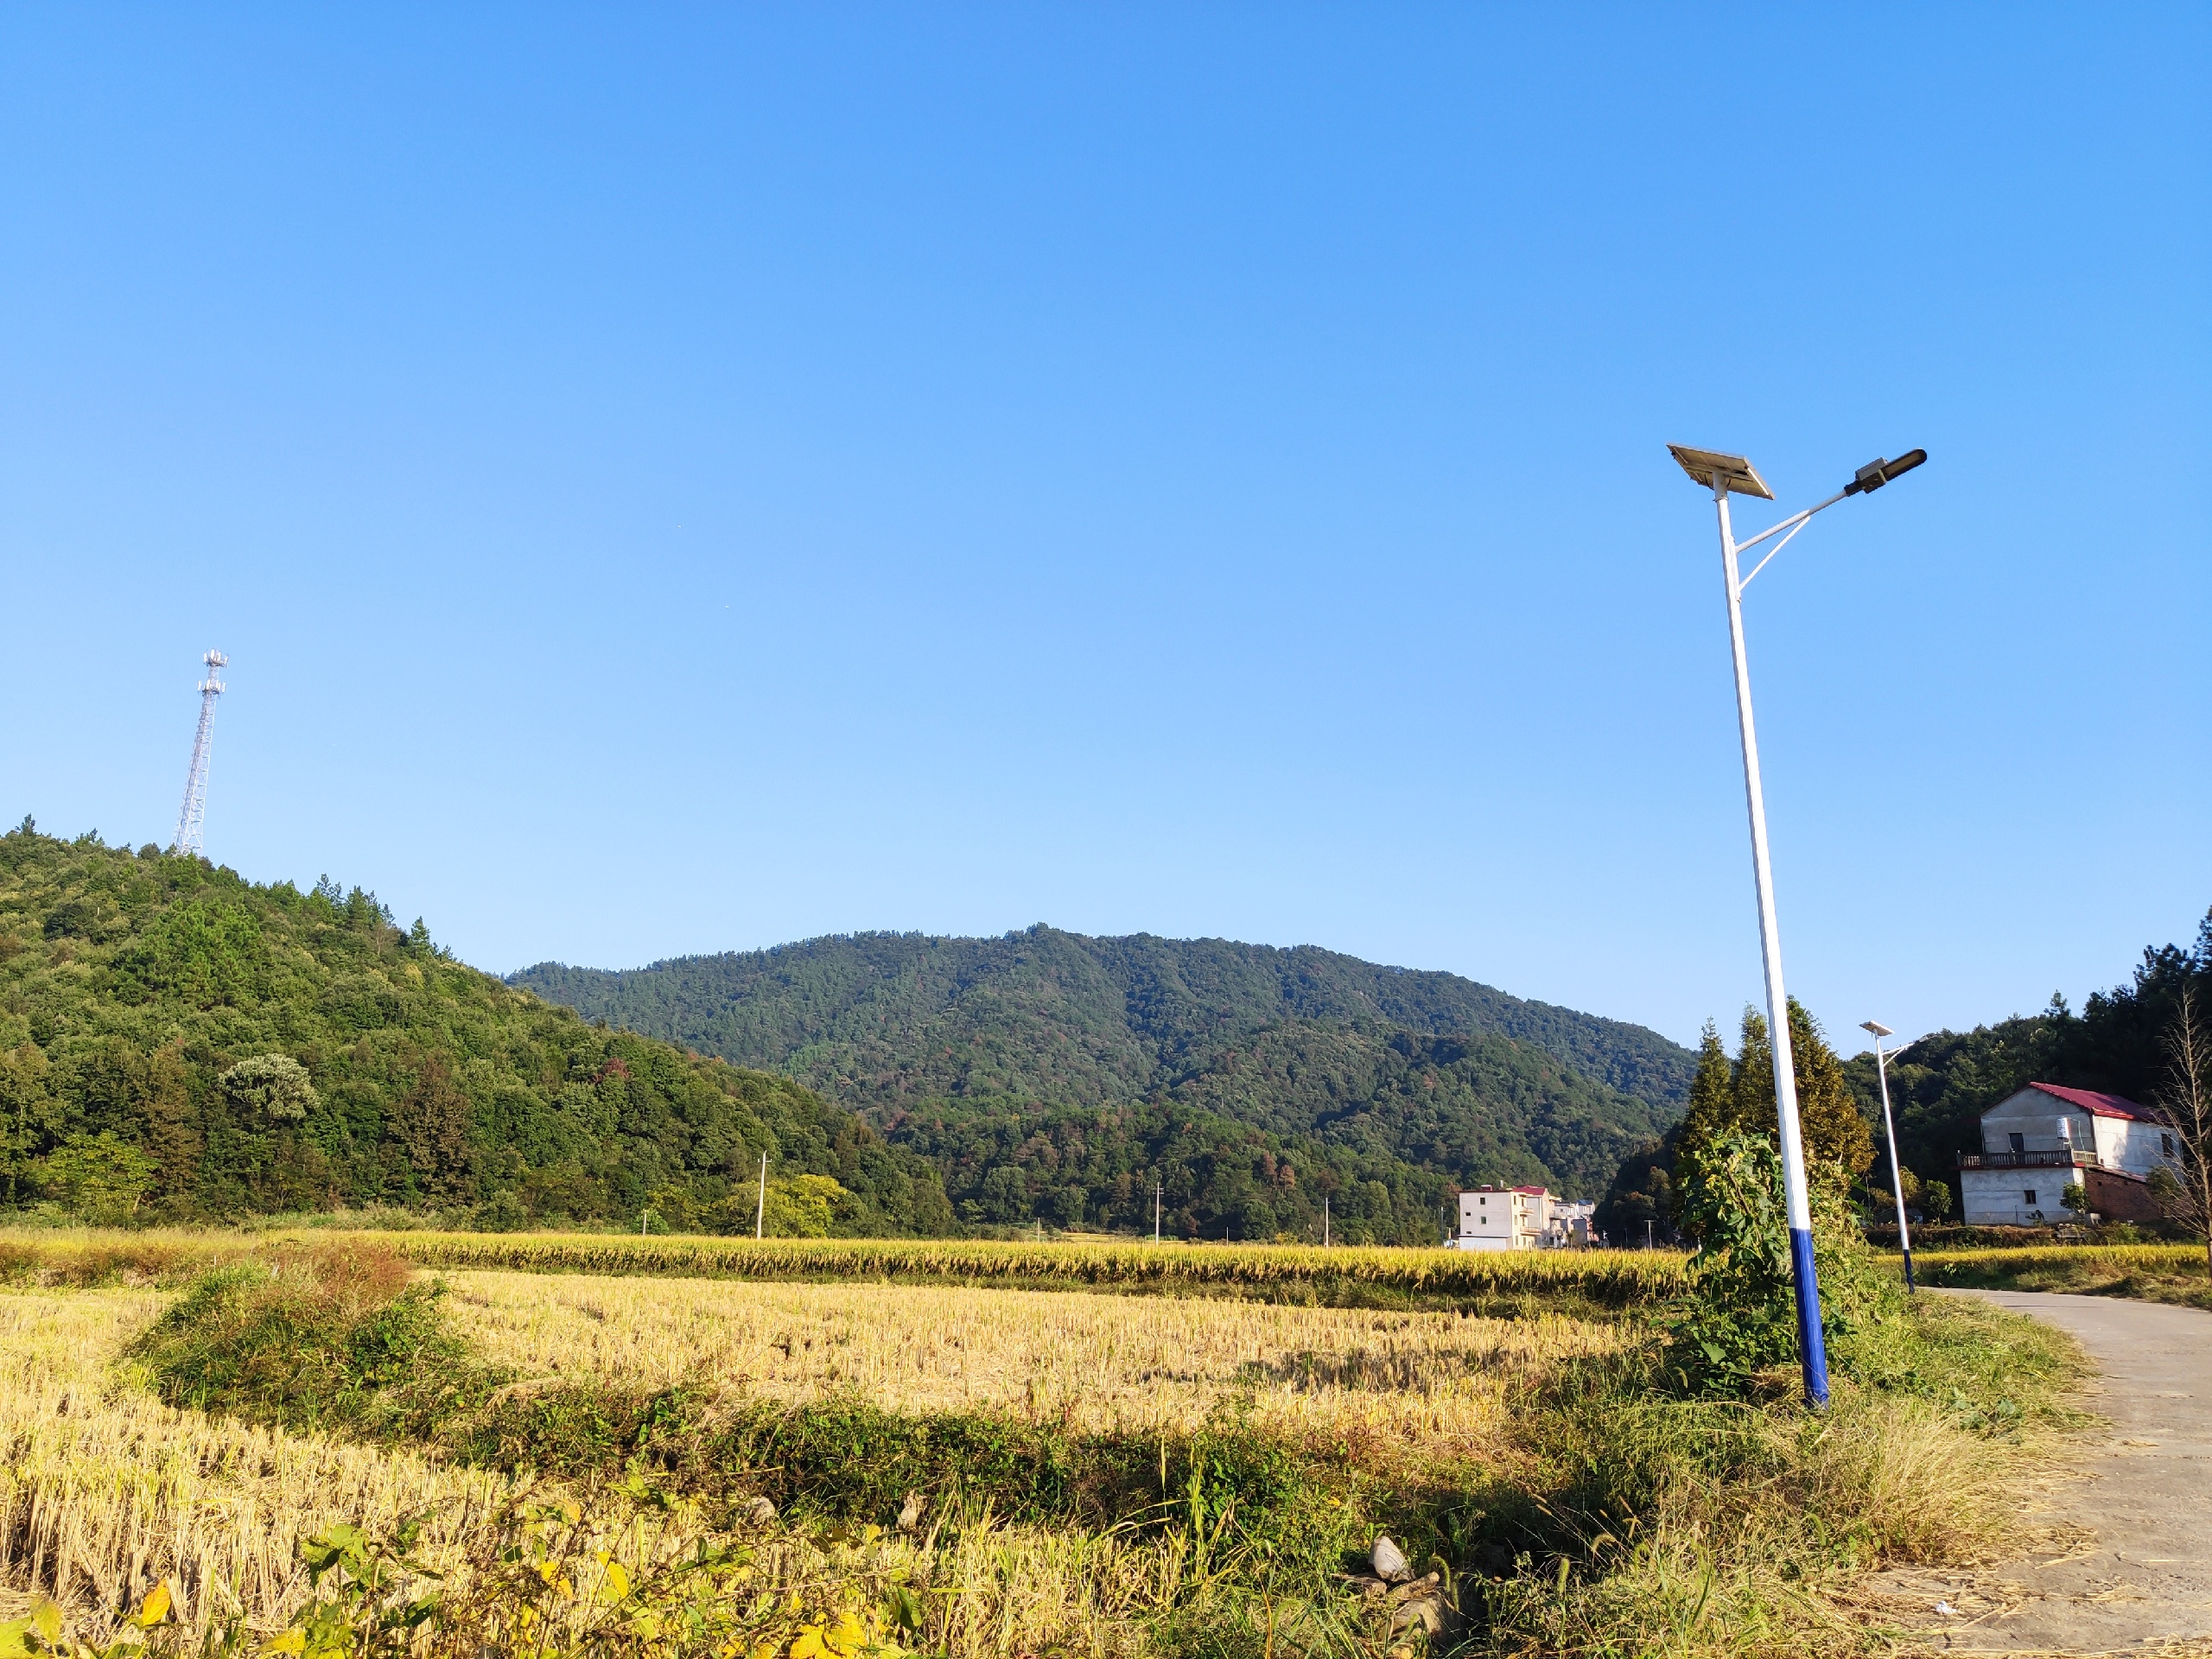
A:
[[0, 1225, 1688, 1306], [375, 1230, 1688, 1304], [0, 1228, 260, 1287], [1914, 1242, 2204, 1275], [442, 1269, 1623, 1463]]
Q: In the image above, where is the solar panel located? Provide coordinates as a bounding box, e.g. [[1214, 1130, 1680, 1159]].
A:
[[1667, 444, 1775, 500]]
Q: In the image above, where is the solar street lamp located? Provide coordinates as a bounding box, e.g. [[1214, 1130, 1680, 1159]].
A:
[[1860, 1021, 1919, 1291], [1669, 442, 1927, 1409]]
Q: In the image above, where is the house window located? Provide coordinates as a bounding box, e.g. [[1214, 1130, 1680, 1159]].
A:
[[2008, 1133, 2025, 1154], [2023, 1188, 2037, 1206], [2165, 1134, 2177, 1159]]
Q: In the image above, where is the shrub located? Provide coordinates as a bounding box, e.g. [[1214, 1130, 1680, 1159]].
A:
[[127, 1243, 483, 1433], [1664, 1130, 1899, 1393]]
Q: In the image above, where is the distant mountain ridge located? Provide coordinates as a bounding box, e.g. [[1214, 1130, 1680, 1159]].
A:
[[512, 926, 1695, 1206]]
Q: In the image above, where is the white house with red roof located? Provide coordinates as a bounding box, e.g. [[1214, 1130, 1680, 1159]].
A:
[[1957, 1082, 2180, 1225]]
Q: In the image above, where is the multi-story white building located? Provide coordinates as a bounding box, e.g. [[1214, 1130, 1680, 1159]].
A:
[[1957, 1082, 2179, 1225], [1447, 1185, 1595, 1249], [1548, 1198, 1597, 1247]]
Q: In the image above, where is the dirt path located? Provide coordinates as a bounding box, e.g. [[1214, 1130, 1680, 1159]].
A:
[[1879, 1289, 2212, 1655]]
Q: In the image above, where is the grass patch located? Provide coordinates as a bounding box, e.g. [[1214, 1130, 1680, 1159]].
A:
[[1915, 1243, 2212, 1310], [0, 1230, 249, 1287], [1465, 1292, 2087, 1656]]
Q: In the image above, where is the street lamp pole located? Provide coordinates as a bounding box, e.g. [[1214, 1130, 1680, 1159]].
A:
[[1713, 469, 1830, 1407], [1669, 442, 1926, 1410], [1861, 1022, 1917, 1291]]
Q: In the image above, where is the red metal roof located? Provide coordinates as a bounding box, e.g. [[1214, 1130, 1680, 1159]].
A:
[[2024, 1082, 2168, 1124]]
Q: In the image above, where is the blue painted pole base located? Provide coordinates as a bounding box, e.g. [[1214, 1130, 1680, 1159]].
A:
[[1789, 1225, 1831, 1409]]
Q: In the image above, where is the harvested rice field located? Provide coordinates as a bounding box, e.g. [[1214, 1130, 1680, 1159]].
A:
[[441, 1269, 1624, 1458], [0, 1233, 2086, 1659]]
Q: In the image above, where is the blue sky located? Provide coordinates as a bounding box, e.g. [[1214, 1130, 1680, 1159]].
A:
[[2, 5, 2204, 1050]]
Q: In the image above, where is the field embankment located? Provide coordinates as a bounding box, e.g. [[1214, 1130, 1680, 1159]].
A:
[[1914, 1243, 2212, 1310]]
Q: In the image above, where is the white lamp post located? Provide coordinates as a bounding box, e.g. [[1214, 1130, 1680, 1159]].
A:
[[1860, 1021, 1919, 1290], [1669, 442, 1927, 1408]]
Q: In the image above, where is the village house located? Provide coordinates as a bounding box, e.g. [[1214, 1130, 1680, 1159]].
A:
[[1446, 1185, 1595, 1249], [1957, 1081, 2180, 1225]]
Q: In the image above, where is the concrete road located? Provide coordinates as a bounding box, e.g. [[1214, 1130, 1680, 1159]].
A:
[[1881, 1289, 2212, 1655]]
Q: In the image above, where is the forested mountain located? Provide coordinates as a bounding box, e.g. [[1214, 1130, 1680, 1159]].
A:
[[511, 927, 1695, 1211], [0, 824, 952, 1233]]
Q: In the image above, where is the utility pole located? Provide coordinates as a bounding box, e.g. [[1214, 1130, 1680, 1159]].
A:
[[755, 1151, 767, 1241], [1323, 1193, 1330, 1249], [170, 651, 227, 857], [1153, 1179, 1161, 1244]]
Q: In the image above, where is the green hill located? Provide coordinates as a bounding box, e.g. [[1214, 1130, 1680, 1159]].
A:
[[0, 823, 952, 1233], [511, 927, 1695, 1211], [0, 827, 1468, 1242]]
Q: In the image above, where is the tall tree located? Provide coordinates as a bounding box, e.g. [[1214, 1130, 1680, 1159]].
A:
[[1670, 1022, 1738, 1227], [1785, 1001, 1876, 1188], [1678, 1003, 1874, 1224], [397, 1052, 475, 1205], [139, 1040, 201, 1213]]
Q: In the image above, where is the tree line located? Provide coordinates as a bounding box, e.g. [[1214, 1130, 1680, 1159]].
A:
[[1599, 906, 2212, 1242]]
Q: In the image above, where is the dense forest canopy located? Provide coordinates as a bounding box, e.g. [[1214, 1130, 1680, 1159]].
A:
[[515, 928, 1696, 1108], [27, 810, 2183, 1246], [0, 825, 952, 1233], [512, 927, 1695, 1207]]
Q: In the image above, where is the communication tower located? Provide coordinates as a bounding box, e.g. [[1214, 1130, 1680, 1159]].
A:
[[170, 650, 228, 856]]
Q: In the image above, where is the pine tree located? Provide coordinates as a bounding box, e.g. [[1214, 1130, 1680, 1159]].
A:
[[1725, 1002, 1874, 1193], [1788, 1000, 1875, 1188], [1670, 1021, 1740, 1230], [397, 1053, 475, 1204], [139, 1040, 202, 1212]]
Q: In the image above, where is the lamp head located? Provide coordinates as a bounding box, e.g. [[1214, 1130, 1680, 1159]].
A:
[[1843, 448, 1927, 496], [1860, 1020, 1894, 1039]]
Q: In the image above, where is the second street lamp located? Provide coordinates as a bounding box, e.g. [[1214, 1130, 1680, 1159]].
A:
[[1861, 1021, 1919, 1291], [1669, 442, 1927, 1410]]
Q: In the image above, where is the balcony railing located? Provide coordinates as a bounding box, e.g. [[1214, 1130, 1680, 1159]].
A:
[[1956, 1149, 2100, 1171]]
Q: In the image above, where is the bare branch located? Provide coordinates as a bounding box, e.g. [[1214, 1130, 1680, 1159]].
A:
[[2152, 983, 2212, 1277]]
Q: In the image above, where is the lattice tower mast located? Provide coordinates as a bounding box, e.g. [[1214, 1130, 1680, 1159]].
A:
[[171, 650, 227, 856]]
